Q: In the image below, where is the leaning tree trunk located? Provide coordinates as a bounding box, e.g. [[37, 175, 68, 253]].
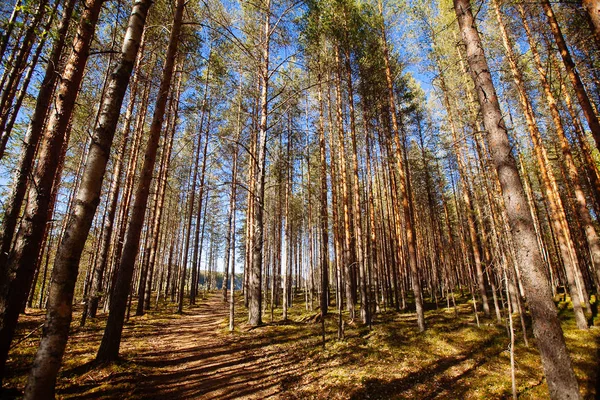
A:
[[454, 1, 581, 398], [494, 0, 588, 330], [22, 2, 152, 397], [0, 0, 103, 384], [0, 0, 76, 292], [582, 0, 600, 49], [96, 0, 185, 362], [540, 0, 600, 151], [0, 0, 50, 159], [0, 0, 21, 61]]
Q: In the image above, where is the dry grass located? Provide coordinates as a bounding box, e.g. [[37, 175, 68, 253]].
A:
[[2, 292, 598, 399]]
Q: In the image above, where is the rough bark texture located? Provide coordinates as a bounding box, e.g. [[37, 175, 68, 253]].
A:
[[248, 0, 271, 327], [582, 0, 600, 47], [22, 1, 152, 397], [96, 0, 184, 362], [0, 0, 103, 383], [541, 0, 600, 150], [0, 0, 76, 298], [453, 1, 581, 398]]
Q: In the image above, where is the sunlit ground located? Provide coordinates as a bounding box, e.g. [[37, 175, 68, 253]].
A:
[[3, 291, 598, 399]]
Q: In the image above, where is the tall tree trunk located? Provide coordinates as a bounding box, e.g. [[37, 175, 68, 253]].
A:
[[454, 1, 581, 398], [333, 48, 355, 320], [317, 66, 329, 317], [343, 46, 369, 325], [224, 74, 242, 304], [96, 0, 185, 362], [22, 2, 151, 396], [493, 0, 588, 329], [540, 0, 600, 150], [0, 0, 103, 383], [0, 0, 76, 289], [190, 60, 212, 305], [282, 119, 291, 321], [0, 0, 21, 61], [380, 6, 425, 331], [248, 0, 271, 327]]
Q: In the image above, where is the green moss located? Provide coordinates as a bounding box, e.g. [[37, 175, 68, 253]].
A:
[[3, 293, 598, 399]]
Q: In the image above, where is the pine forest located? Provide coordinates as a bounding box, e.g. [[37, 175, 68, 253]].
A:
[[0, 0, 600, 398]]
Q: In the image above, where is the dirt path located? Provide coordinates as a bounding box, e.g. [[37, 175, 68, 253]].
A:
[[7, 293, 598, 399], [88, 294, 305, 400]]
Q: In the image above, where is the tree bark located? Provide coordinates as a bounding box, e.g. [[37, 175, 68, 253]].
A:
[[248, 0, 271, 327], [0, 0, 103, 383], [454, 1, 581, 398], [540, 0, 600, 151], [22, 2, 151, 395], [96, 0, 185, 362], [582, 0, 600, 48]]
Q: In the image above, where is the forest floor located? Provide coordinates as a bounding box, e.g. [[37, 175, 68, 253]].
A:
[[2, 292, 600, 399]]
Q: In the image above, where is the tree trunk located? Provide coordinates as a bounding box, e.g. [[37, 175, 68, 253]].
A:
[[0, 0, 103, 383], [380, 8, 425, 331], [454, 1, 581, 398], [96, 0, 185, 362], [540, 0, 600, 150], [343, 45, 369, 325], [0, 0, 21, 61], [22, 2, 151, 395], [582, 0, 600, 48], [317, 66, 329, 317], [334, 47, 355, 321], [248, 0, 271, 327]]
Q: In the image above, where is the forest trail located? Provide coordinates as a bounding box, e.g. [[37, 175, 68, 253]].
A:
[[5, 292, 599, 399], [84, 294, 304, 400]]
